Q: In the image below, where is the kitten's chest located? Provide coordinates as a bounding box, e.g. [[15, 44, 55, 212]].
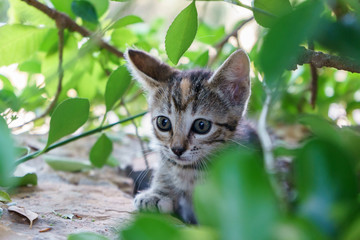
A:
[[168, 165, 204, 193]]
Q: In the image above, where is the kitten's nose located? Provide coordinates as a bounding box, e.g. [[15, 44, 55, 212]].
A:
[[171, 147, 186, 157]]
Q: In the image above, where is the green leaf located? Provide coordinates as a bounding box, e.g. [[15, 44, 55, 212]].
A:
[[45, 156, 92, 172], [193, 50, 209, 67], [295, 139, 358, 236], [46, 98, 90, 148], [105, 66, 132, 112], [165, 0, 198, 64], [0, 116, 15, 187], [121, 214, 181, 240], [111, 28, 138, 49], [85, 0, 109, 18], [111, 15, 143, 29], [14, 147, 30, 158], [11, 173, 38, 187], [68, 232, 109, 240], [0, 25, 49, 66], [194, 147, 280, 240], [50, 0, 75, 18], [71, 0, 98, 23], [89, 134, 113, 168], [18, 59, 41, 74], [253, 0, 292, 28], [258, 1, 323, 87], [0, 190, 11, 203], [196, 23, 225, 45]]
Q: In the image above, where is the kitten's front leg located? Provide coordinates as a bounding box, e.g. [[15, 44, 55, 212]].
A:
[[134, 166, 176, 213], [134, 189, 173, 213]]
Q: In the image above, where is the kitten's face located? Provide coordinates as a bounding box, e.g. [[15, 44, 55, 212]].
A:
[[126, 49, 251, 166]]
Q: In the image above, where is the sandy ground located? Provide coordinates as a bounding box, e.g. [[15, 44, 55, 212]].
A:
[[0, 132, 154, 240]]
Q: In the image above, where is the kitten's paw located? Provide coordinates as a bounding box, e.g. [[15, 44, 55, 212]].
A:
[[134, 191, 173, 213]]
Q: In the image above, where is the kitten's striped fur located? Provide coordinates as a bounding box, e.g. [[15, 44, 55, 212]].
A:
[[126, 49, 253, 223]]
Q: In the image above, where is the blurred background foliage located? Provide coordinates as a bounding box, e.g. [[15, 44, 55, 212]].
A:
[[1, 0, 360, 239]]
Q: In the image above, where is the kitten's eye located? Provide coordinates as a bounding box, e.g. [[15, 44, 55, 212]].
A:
[[192, 119, 211, 134], [156, 116, 172, 131]]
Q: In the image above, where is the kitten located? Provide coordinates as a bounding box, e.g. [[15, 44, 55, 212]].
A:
[[125, 49, 254, 223]]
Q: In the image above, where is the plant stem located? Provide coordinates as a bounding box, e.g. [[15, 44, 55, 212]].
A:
[[15, 111, 147, 166], [232, 0, 275, 17]]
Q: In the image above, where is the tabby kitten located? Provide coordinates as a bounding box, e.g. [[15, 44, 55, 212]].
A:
[[125, 49, 252, 223]]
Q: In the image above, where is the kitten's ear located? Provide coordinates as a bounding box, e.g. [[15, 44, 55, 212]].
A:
[[208, 49, 251, 116], [125, 49, 177, 90]]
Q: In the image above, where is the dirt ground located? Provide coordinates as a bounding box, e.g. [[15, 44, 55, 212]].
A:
[[0, 132, 155, 240]]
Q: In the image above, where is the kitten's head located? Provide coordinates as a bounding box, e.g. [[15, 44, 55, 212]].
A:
[[126, 49, 251, 167]]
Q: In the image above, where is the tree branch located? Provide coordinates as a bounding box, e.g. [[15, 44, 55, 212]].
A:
[[21, 0, 124, 58], [308, 41, 318, 109], [291, 47, 360, 74]]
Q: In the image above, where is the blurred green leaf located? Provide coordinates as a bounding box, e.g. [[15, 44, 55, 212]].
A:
[[111, 15, 143, 29], [121, 214, 181, 240], [0, 89, 20, 112], [0, 25, 49, 66], [10, 173, 38, 187], [50, 0, 75, 18], [194, 147, 280, 240], [253, 0, 292, 28], [45, 155, 92, 172], [68, 232, 109, 240], [180, 227, 219, 240], [295, 139, 358, 237], [8, 0, 54, 26], [18, 59, 41, 74], [272, 217, 328, 240], [14, 147, 30, 158], [0, 116, 15, 187], [193, 50, 209, 67], [258, 1, 323, 87], [111, 28, 138, 49], [0, 190, 11, 203], [105, 65, 132, 112], [343, 216, 360, 240], [0, 74, 14, 91], [89, 133, 113, 168], [196, 23, 224, 45], [165, 0, 198, 64], [86, 0, 109, 18], [71, 0, 98, 23], [46, 98, 90, 148]]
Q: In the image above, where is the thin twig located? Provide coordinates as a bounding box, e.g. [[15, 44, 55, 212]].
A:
[[308, 41, 318, 109], [15, 111, 147, 165], [122, 102, 149, 169], [21, 0, 124, 58]]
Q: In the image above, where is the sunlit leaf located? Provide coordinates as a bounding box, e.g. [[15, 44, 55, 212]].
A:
[[89, 133, 113, 168], [111, 15, 143, 29], [0, 190, 11, 203], [253, 0, 292, 28], [45, 155, 92, 172], [50, 0, 75, 18], [86, 0, 109, 18], [196, 23, 225, 45], [68, 232, 109, 240], [0, 25, 49, 66], [165, 0, 198, 64], [71, 0, 98, 23], [194, 147, 280, 240], [111, 28, 138, 49], [18, 59, 41, 73], [46, 98, 90, 148], [193, 50, 209, 67], [105, 65, 132, 112]]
